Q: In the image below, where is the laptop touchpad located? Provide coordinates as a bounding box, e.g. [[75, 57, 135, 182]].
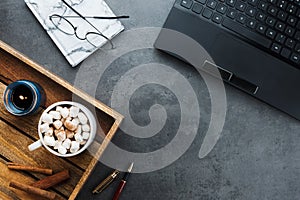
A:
[[210, 33, 271, 80]]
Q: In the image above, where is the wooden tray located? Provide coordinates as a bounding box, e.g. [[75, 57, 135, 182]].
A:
[[0, 40, 123, 200]]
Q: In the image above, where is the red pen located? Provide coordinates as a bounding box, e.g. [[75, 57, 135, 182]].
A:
[[112, 163, 134, 200]]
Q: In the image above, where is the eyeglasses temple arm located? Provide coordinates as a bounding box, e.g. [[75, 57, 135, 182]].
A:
[[63, 15, 130, 19], [93, 15, 130, 19], [61, 0, 86, 19]]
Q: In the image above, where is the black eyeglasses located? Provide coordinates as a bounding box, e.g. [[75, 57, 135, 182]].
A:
[[49, 0, 129, 49]]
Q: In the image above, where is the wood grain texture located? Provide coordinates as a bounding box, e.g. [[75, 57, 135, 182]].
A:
[[0, 82, 96, 170], [0, 119, 81, 197], [0, 40, 123, 122], [0, 49, 71, 108], [0, 158, 65, 200], [0, 40, 123, 199]]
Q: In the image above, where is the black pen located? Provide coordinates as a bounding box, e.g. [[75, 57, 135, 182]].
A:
[[112, 163, 134, 200]]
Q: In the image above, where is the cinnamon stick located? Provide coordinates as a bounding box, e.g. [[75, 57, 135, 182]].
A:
[[9, 181, 57, 200], [31, 170, 70, 189], [7, 162, 52, 175]]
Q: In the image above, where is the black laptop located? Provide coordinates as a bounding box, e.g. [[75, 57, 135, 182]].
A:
[[154, 0, 300, 120]]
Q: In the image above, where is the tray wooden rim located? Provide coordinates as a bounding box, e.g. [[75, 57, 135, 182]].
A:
[[0, 40, 124, 200]]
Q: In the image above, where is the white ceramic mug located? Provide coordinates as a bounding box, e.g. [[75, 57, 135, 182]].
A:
[[28, 101, 97, 157]]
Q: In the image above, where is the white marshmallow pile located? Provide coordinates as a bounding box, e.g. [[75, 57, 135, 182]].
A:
[[40, 105, 90, 155]]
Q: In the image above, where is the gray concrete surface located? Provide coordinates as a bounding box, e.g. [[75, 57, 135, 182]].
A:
[[0, 0, 299, 200]]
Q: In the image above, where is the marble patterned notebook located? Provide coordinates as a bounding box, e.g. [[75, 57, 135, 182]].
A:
[[24, 0, 125, 67]]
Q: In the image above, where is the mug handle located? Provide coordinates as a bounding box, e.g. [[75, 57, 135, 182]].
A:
[[28, 140, 42, 151]]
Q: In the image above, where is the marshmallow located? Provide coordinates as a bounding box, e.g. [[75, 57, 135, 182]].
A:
[[70, 141, 80, 153], [56, 130, 66, 141], [41, 113, 53, 124], [40, 123, 50, 133], [69, 106, 80, 118], [72, 118, 80, 126], [76, 125, 82, 135], [78, 112, 88, 124], [60, 107, 69, 118], [82, 132, 90, 140], [62, 138, 72, 149], [44, 135, 56, 146], [74, 133, 84, 142], [45, 127, 54, 136], [56, 106, 63, 112], [66, 130, 74, 139], [58, 145, 67, 155], [53, 120, 63, 130], [49, 111, 61, 120], [64, 120, 77, 131], [82, 124, 90, 132], [54, 140, 62, 150]]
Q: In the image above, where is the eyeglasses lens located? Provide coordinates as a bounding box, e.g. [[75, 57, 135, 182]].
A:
[[51, 15, 75, 35], [86, 32, 112, 48]]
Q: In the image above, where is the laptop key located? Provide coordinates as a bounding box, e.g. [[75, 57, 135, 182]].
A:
[[192, 3, 203, 14], [271, 43, 282, 53], [212, 13, 223, 23], [285, 38, 296, 49], [226, 8, 237, 19], [181, 0, 193, 9], [277, 10, 288, 21], [245, 6, 257, 17], [266, 16, 276, 27], [237, 13, 247, 24], [275, 33, 286, 44], [207, 0, 217, 9], [285, 26, 295, 37], [267, 5, 278, 16], [222, 18, 272, 48], [246, 19, 257, 29], [290, 53, 300, 64], [280, 47, 291, 58], [202, 8, 213, 18], [275, 21, 285, 32], [236, 0, 247, 11], [258, 1, 268, 11], [256, 12, 266, 22], [266, 28, 276, 39], [287, 15, 297, 26], [216, 4, 228, 14], [256, 24, 267, 34]]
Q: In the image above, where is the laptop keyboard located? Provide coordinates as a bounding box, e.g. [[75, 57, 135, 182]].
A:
[[180, 0, 300, 67]]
